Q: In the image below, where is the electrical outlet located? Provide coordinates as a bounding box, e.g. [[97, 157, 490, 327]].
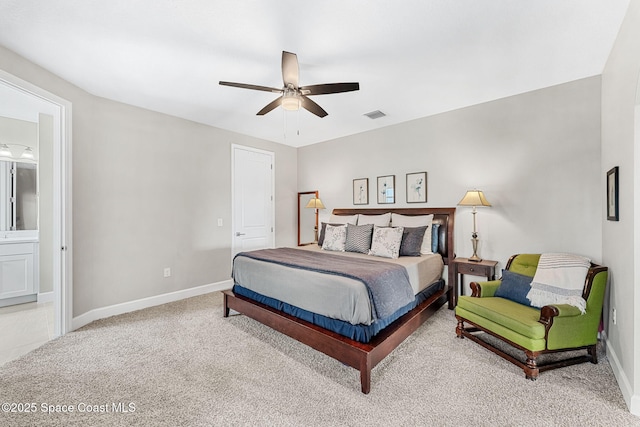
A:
[[612, 308, 617, 325], [163, 267, 171, 278], [217, 218, 223, 227]]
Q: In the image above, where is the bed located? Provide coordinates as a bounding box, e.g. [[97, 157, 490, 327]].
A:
[[223, 207, 456, 393]]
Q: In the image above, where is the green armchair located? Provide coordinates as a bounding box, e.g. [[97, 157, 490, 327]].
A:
[[455, 254, 608, 380]]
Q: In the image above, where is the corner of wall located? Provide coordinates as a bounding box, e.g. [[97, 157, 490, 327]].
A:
[[604, 331, 637, 414]]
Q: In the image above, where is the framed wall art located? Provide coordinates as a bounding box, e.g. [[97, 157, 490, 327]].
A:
[[353, 178, 369, 205], [607, 166, 619, 221], [406, 172, 427, 203], [377, 175, 395, 204]]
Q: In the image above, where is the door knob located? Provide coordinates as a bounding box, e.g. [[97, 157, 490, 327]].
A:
[[235, 232, 246, 236]]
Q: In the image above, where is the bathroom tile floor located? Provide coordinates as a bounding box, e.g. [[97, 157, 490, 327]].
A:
[[0, 301, 54, 366]]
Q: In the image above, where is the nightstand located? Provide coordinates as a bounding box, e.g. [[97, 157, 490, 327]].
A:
[[451, 257, 498, 307]]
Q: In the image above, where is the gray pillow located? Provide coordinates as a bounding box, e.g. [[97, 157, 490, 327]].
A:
[[345, 223, 374, 254], [399, 226, 427, 257]]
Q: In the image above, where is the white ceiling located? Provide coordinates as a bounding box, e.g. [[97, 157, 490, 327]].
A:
[[0, 0, 631, 147]]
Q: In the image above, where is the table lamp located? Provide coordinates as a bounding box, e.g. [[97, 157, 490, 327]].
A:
[[457, 190, 491, 262], [305, 197, 325, 242]]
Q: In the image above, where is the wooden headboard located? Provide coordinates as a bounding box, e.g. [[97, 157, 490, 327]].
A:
[[330, 207, 456, 266]]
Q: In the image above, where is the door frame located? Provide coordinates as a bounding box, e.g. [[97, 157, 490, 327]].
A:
[[0, 69, 72, 337], [231, 144, 275, 257]]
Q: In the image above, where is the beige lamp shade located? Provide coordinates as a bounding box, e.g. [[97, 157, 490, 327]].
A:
[[305, 197, 326, 209], [458, 190, 491, 207]]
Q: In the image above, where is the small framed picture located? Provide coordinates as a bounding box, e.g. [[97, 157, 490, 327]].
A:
[[406, 172, 427, 203], [607, 166, 619, 221], [377, 175, 395, 204], [353, 178, 369, 205]]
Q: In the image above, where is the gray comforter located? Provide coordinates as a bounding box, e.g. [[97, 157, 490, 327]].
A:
[[233, 247, 415, 319]]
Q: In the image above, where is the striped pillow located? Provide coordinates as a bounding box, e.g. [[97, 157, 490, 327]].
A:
[[345, 223, 374, 254]]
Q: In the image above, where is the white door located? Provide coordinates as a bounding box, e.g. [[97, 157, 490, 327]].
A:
[[232, 145, 275, 256]]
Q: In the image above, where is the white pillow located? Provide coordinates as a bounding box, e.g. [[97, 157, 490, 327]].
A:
[[329, 214, 358, 225], [369, 225, 404, 259], [391, 213, 434, 254], [322, 224, 347, 252], [357, 212, 391, 227]]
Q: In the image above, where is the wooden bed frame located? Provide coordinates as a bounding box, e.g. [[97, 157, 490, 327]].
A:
[[222, 207, 456, 393]]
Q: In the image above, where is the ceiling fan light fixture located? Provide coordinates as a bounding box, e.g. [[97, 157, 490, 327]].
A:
[[282, 92, 300, 111]]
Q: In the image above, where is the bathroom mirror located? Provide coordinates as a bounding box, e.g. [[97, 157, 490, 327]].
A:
[[0, 161, 37, 231], [298, 191, 319, 246], [0, 115, 38, 232]]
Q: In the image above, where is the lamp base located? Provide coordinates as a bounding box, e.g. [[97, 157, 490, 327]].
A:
[[469, 235, 482, 262]]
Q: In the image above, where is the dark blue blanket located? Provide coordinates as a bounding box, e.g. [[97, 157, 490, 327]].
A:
[[233, 248, 415, 319]]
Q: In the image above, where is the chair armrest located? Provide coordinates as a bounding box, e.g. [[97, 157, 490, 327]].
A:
[[546, 304, 583, 318], [538, 304, 583, 337], [470, 280, 501, 297], [539, 303, 595, 349]]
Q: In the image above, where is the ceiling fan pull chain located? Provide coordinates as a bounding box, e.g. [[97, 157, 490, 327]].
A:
[[283, 107, 287, 140]]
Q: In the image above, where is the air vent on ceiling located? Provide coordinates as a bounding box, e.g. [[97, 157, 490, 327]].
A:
[[364, 110, 386, 119]]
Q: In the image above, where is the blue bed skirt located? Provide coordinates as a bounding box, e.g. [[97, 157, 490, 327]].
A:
[[232, 279, 445, 343]]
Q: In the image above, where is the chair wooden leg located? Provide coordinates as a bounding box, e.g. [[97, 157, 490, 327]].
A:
[[588, 344, 598, 364], [455, 318, 464, 338], [524, 350, 539, 380]]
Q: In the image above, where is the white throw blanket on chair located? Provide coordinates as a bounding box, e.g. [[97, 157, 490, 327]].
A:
[[526, 253, 591, 313]]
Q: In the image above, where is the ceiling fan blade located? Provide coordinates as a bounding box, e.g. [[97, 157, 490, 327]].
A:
[[300, 96, 328, 118], [257, 96, 284, 116], [219, 81, 282, 93], [300, 82, 360, 96], [281, 51, 299, 88]]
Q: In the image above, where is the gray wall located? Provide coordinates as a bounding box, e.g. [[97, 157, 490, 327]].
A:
[[601, 0, 640, 414], [0, 45, 298, 317], [299, 77, 603, 274]]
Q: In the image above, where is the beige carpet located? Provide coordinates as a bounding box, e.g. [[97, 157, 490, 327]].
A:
[[0, 292, 638, 426]]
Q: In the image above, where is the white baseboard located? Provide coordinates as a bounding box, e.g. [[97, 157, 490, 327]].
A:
[[632, 394, 640, 417], [603, 331, 640, 416], [37, 291, 54, 303], [71, 280, 233, 331]]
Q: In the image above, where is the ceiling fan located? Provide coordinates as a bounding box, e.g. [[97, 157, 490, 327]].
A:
[[219, 51, 359, 118]]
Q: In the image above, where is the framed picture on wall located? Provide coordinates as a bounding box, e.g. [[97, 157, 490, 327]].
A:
[[607, 166, 619, 221], [406, 172, 427, 203], [353, 178, 369, 205], [377, 175, 395, 204]]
